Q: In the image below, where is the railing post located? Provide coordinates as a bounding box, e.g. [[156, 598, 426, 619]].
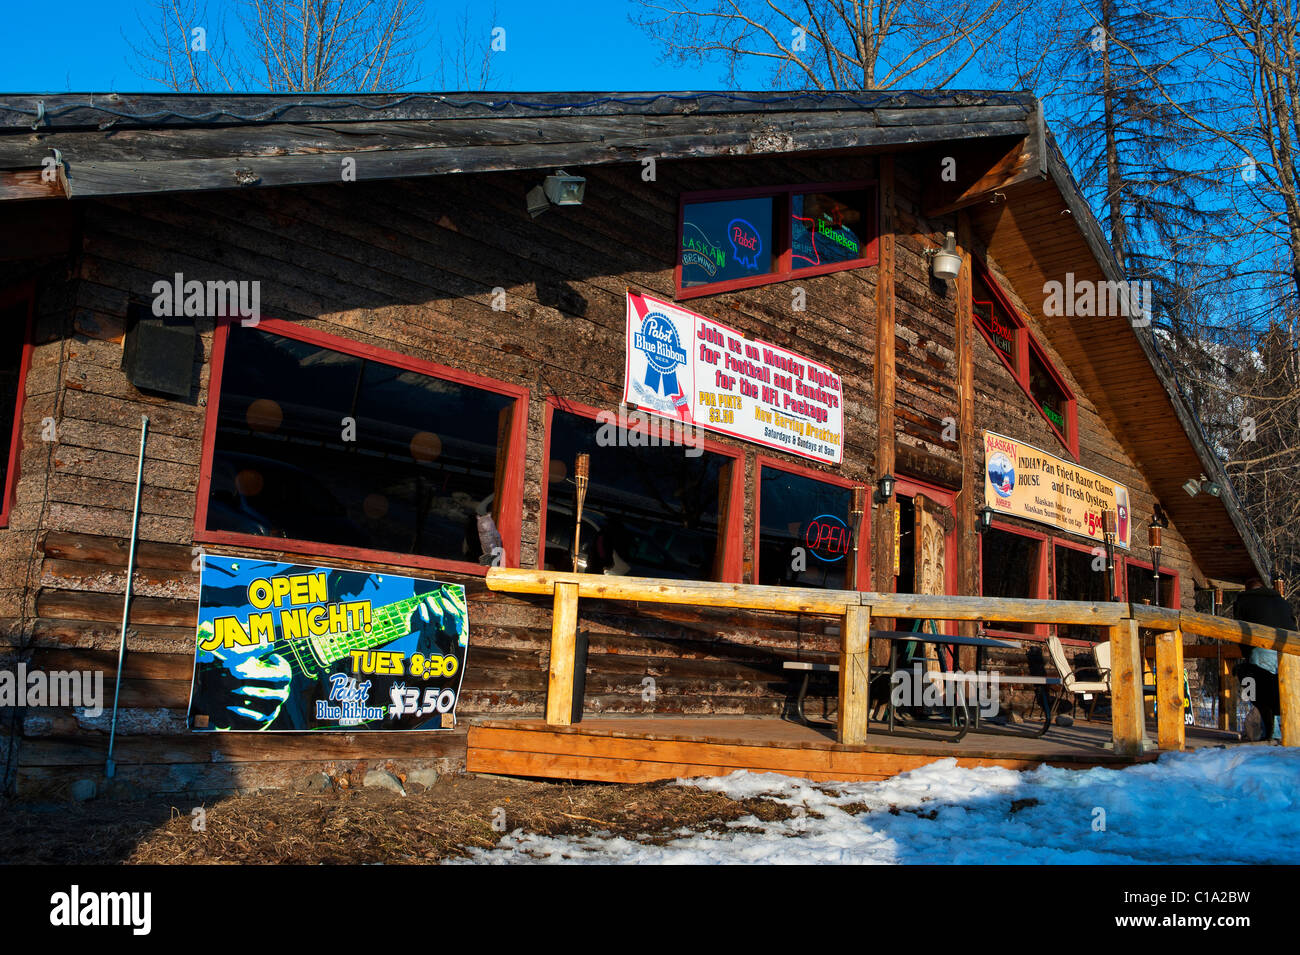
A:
[[1110, 616, 1146, 756], [1155, 628, 1185, 751], [1218, 655, 1238, 732], [1280, 652, 1300, 746], [838, 604, 871, 745], [545, 581, 580, 726]]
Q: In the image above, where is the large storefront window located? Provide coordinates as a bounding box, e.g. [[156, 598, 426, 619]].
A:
[[1054, 543, 1110, 641], [980, 526, 1042, 634], [543, 408, 738, 580], [756, 463, 864, 589], [202, 323, 523, 569]]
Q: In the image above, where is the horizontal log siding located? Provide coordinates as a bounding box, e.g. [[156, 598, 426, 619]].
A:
[[3, 154, 888, 796]]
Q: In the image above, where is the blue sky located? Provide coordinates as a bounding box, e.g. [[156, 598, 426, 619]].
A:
[[1, 0, 760, 92]]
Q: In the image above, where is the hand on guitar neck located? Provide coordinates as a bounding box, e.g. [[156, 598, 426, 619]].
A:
[[202, 643, 293, 730]]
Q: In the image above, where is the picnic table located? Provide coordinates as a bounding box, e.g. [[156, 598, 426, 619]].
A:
[[783, 629, 1062, 742]]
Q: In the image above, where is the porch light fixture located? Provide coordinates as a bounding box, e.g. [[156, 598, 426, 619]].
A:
[[527, 170, 586, 217], [930, 231, 961, 281], [975, 504, 995, 534], [873, 474, 895, 506], [1182, 474, 1205, 496]]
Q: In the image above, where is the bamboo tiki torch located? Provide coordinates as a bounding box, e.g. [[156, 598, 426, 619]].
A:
[[849, 486, 866, 591], [1102, 509, 1118, 601], [572, 453, 590, 573]]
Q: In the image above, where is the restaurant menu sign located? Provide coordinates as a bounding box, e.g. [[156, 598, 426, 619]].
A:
[[623, 290, 844, 464], [984, 431, 1130, 549], [188, 554, 468, 731]]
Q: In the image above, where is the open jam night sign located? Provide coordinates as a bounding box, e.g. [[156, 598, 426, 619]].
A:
[[623, 290, 844, 464]]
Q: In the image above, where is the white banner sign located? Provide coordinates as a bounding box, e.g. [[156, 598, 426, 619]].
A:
[[623, 291, 844, 464]]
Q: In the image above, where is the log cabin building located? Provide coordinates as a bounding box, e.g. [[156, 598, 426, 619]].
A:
[[0, 90, 1275, 797]]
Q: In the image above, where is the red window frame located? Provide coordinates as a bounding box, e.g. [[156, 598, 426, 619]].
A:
[[675, 180, 879, 299], [1122, 555, 1180, 609], [973, 258, 1079, 459], [0, 281, 35, 529], [979, 520, 1050, 639], [537, 396, 745, 582], [753, 454, 869, 590], [195, 316, 529, 577]]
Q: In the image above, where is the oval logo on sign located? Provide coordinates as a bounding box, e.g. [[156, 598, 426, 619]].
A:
[[804, 513, 851, 563], [988, 452, 1016, 498], [728, 218, 762, 270]]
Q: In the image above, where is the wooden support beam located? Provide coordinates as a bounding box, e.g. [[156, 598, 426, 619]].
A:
[[1110, 617, 1146, 756], [838, 605, 872, 745], [545, 582, 579, 726], [1219, 656, 1238, 733], [1155, 629, 1186, 751], [1280, 653, 1300, 747], [955, 211, 978, 654], [873, 153, 897, 647], [1178, 608, 1300, 656]]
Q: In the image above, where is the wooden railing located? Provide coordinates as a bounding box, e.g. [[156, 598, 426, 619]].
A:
[[486, 568, 1300, 755]]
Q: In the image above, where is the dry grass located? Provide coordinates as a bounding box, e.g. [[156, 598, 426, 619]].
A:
[[0, 774, 798, 864]]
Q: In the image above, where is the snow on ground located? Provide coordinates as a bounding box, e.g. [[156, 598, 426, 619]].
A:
[[462, 747, 1300, 864]]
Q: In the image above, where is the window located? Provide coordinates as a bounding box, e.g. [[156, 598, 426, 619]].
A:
[[0, 282, 33, 528], [973, 259, 1078, 457], [541, 403, 741, 581], [1125, 559, 1178, 609], [680, 196, 776, 288], [677, 181, 877, 298], [1054, 542, 1109, 642], [756, 460, 866, 589], [198, 320, 527, 573], [980, 525, 1045, 635], [790, 189, 873, 272]]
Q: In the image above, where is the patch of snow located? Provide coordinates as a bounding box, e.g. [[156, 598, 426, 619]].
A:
[[457, 747, 1300, 865]]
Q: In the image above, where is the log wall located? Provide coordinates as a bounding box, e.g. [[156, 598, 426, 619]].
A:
[[0, 149, 1212, 796]]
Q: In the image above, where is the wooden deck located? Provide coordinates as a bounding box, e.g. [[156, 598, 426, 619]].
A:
[[466, 716, 1243, 784]]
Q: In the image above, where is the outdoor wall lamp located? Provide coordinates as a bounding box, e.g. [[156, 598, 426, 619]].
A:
[[975, 505, 995, 534], [527, 170, 587, 217], [873, 474, 895, 506], [1182, 473, 1221, 497], [929, 231, 961, 281]]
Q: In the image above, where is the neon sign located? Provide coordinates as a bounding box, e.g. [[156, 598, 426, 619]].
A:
[[728, 218, 763, 270], [804, 513, 852, 563]]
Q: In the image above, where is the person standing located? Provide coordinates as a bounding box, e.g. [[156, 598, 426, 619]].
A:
[[1232, 577, 1293, 741]]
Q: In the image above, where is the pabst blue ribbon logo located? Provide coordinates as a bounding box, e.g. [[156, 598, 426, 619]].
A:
[[987, 451, 1016, 498], [633, 311, 688, 398], [728, 218, 762, 270]]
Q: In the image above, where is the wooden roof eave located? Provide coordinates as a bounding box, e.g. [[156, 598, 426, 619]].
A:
[[0, 91, 1039, 200], [1007, 133, 1273, 583]]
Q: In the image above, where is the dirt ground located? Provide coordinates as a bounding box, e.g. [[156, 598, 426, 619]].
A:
[[0, 773, 801, 864]]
